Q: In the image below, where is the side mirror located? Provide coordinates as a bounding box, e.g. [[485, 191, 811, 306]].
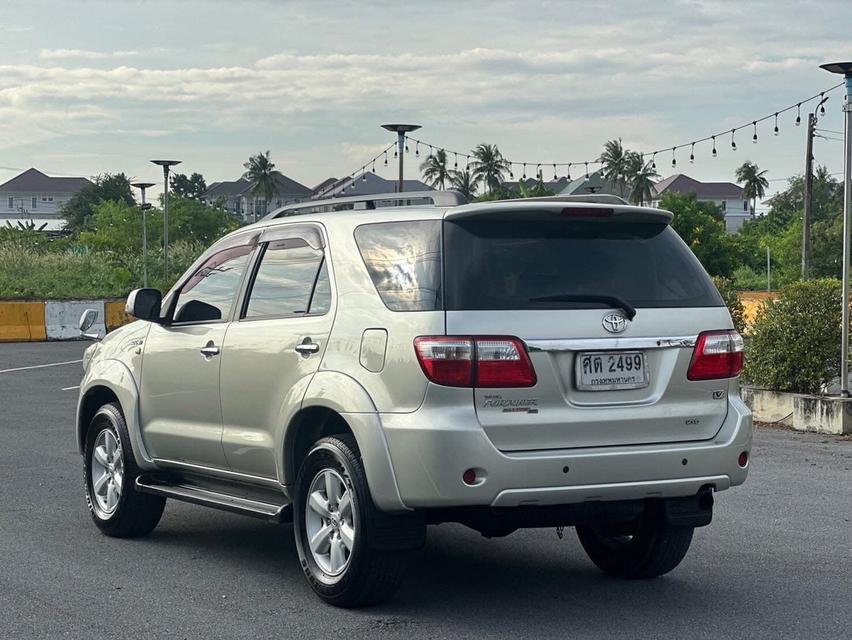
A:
[[79, 309, 98, 332], [126, 288, 163, 322]]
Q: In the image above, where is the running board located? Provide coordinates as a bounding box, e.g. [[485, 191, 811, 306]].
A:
[[136, 476, 291, 523]]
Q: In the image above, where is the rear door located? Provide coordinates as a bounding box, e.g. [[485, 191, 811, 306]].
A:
[[443, 205, 732, 452]]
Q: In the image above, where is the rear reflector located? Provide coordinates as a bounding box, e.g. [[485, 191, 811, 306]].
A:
[[414, 336, 536, 388], [687, 330, 744, 381]]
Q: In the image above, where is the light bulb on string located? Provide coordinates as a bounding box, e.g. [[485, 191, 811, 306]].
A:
[[566, 163, 571, 180], [509, 164, 514, 179], [671, 147, 677, 168], [415, 142, 420, 157], [394, 147, 398, 159], [584, 162, 589, 179], [795, 103, 801, 126], [651, 153, 656, 170], [731, 128, 737, 151], [689, 143, 695, 163], [371, 160, 376, 173], [454, 153, 458, 170], [536, 163, 542, 180], [362, 169, 367, 182], [711, 136, 717, 157], [752, 121, 758, 144], [774, 113, 779, 136], [405, 138, 409, 153], [428, 145, 433, 159], [522, 163, 527, 180], [466, 155, 471, 170], [384, 151, 388, 166], [553, 164, 558, 181], [820, 93, 826, 116]]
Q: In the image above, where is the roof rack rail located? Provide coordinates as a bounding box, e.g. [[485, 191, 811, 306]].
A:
[[504, 194, 631, 206], [263, 190, 468, 220]]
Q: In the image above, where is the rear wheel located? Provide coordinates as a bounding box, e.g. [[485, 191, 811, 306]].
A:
[[84, 402, 165, 537], [294, 434, 417, 607], [576, 503, 694, 579]]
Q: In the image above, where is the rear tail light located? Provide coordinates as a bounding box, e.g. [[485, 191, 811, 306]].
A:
[[687, 330, 744, 381], [414, 336, 536, 388]]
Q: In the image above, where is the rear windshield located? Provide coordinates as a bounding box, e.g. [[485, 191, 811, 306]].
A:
[[443, 218, 722, 310]]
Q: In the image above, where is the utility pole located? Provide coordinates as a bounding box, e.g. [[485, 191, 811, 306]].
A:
[[802, 112, 815, 279], [150, 160, 181, 280], [131, 182, 155, 288], [381, 124, 421, 193]]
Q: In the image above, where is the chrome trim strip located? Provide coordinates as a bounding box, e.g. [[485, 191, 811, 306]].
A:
[[152, 458, 282, 488], [525, 336, 697, 352]]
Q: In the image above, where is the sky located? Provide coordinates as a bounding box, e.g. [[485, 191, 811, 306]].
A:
[[1, 0, 851, 207]]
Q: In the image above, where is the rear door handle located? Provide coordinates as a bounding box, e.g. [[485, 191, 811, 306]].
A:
[[200, 341, 220, 358], [295, 338, 320, 356]]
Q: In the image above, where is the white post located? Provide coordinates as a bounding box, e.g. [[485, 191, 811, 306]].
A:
[[841, 79, 852, 396]]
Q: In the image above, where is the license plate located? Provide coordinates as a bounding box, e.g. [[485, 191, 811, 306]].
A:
[[576, 351, 649, 391]]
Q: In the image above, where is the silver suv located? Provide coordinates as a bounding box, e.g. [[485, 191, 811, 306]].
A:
[[76, 192, 752, 607]]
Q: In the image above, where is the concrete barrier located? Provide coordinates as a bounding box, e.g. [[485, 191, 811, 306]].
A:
[[0, 302, 47, 342], [741, 386, 795, 424], [45, 300, 106, 340]]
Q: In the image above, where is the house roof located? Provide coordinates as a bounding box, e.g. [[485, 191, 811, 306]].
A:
[[312, 177, 338, 193], [0, 168, 92, 193], [314, 172, 433, 199], [653, 174, 743, 199], [203, 171, 313, 199], [501, 177, 571, 193]]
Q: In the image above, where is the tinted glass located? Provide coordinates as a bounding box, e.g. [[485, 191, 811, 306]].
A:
[[244, 240, 325, 318], [444, 219, 723, 310], [174, 245, 253, 322], [354, 220, 441, 311]]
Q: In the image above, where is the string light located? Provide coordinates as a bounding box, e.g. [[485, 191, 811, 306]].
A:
[[651, 153, 656, 169], [394, 147, 398, 159], [509, 164, 514, 179], [796, 103, 801, 126], [405, 138, 409, 153], [820, 93, 826, 116], [454, 152, 458, 170], [383, 151, 388, 166], [731, 128, 737, 151], [689, 143, 695, 163], [711, 136, 717, 157], [536, 163, 542, 179], [752, 121, 758, 144], [553, 163, 558, 180], [522, 163, 527, 179], [566, 163, 571, 180], [584, 162, 589, 179], [774, 112, 779, 136], [415, 141, 420, 157], [671, 147, 677, 168]]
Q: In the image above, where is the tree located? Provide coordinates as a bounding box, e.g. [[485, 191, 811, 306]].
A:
[[662, 192, 737, 277], [171, 172, 207, 200], [517, 177, 554, 198], [735, 161, 769, 216], [469, 143, 510, 194], [599, 138, 632, 198], [62, 173, 135, 233], [420, 149, 451, 190], [449, 168, 477, 200], [242, 150, 278, 220], [625, 151, 659, 205]]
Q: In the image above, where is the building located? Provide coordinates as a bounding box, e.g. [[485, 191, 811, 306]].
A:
[[651, 174, 750, 233], [313, 172, 432, 199], [202, 171, 313, 221], [0, 168, 92, 230]]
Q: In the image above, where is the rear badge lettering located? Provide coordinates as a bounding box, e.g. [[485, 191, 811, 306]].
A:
[[712, 390, 725, 400], [483, 395, 539, 414]]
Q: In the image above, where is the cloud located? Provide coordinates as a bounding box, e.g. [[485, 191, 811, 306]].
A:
[[37, 48, 167, 60]]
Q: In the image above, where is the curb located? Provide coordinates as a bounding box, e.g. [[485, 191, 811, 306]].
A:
[[0, 300, 130, 342]]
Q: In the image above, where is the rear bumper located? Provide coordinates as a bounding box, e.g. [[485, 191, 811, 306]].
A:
[[380, 393, 752, 509]]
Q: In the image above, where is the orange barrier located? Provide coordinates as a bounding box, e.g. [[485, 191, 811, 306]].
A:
[[739, 291, 778, 327], [0, 302, 47, 342]]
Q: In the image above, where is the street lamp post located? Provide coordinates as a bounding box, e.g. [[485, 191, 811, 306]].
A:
[[131, 182, 156, 288], [381, 124, 421, 193], [150, 160, 181, 280], [820, 62, 852, 396]]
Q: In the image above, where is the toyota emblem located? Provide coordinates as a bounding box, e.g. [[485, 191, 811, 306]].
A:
[[602, 312, 628, 334]]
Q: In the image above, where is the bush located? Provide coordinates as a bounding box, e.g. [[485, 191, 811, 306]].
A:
[[712, 276, 746, 335], [743, 279, 843, 394]]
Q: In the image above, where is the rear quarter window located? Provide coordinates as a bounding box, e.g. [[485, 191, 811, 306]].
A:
[[354, 220, 442, 311], [443, 218, 723, 310]]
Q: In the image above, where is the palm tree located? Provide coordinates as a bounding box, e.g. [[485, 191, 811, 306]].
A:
[[450, 168, 477, 201], [735, 161, 769, 216], [420, 149, 451, 190], [599, 138, 632, 198], [469, 143, 511, 194], [625, 151, 659, 205], [243, 150, 278, 221]]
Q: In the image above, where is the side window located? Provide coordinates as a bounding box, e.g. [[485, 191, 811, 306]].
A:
[[243, 239, 329, 318], [354, 220, 442, 311], [173, 245, 253, 323]]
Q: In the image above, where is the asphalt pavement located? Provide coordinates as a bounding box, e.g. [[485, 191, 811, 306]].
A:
[[1, 341, 850, 639]]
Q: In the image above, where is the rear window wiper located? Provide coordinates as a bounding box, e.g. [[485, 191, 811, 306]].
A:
[[528, 293, 636, 320]]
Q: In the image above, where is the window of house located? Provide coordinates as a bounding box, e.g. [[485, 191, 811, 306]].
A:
[[31, 197, 37, 209], [243, 239, 330, 318], [7, 197, 12, 209], [721, 201, 726, 211], [744, 201, 748, 211], [48, 196, 53, 202]]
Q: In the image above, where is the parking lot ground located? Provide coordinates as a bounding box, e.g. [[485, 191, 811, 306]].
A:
[[1, 341, 850, 639]]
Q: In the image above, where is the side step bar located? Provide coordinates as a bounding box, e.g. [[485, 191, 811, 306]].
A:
[[136, 476, 291, 523]]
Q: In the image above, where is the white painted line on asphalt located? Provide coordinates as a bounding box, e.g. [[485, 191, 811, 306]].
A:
[[61, 385, 80, 391], [0, 359, 83, 374]]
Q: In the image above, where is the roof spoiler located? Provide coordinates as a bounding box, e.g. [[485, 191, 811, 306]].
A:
[[445, 197, 674, 225]]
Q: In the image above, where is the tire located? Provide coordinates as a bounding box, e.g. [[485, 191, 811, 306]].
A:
[[83, 402, 165, 537], [294, 434, 415, 607], [576, 502, 694, 579]]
